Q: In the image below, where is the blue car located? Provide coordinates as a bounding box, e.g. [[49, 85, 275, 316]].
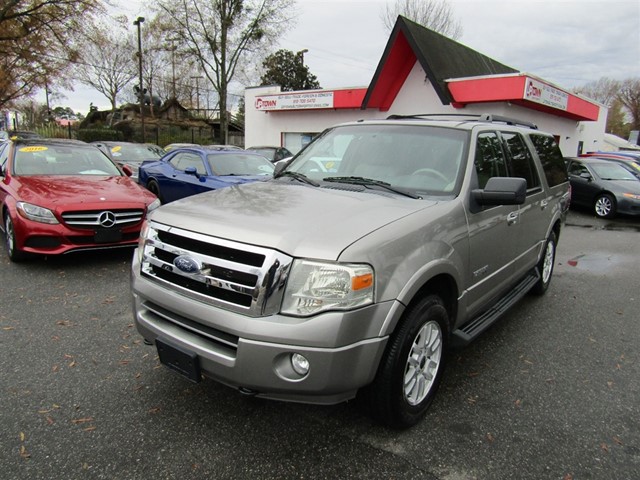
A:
[[139, 147, 275, 204]]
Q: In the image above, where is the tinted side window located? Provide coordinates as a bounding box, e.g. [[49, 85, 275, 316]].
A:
[[475, 132, 507, 188], [568, 161, 588, 176], [170, 153, 206, 174], [501, 132, 541, 190], [529, 134, 568, 187]]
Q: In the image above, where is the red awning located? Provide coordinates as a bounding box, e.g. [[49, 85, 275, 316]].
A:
[[447, 75, 599, 121]]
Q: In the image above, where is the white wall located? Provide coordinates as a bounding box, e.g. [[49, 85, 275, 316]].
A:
[[245, 86, 378, 150]]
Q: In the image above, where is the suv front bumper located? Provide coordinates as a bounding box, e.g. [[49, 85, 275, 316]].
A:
[[132, 254, 395, 405]]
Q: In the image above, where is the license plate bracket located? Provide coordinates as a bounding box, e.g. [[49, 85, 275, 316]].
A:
[[94, 228, 123, 243], [156, 338, 201, 383]]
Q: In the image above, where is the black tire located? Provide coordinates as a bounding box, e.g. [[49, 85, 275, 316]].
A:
[[594, 193, 615, 218], [147, 179, 164, 204], [3, 212, 27, 262], [363, 294, 449, 428], [532, 231, 557, 296]]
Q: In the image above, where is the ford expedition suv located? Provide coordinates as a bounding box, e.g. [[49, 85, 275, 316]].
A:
[[131, 114, 570, 428]]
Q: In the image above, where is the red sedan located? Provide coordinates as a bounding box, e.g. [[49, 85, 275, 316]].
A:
[[0, 138, 160, 261]]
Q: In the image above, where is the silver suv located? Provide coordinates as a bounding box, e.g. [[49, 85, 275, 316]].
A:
[[131, 114, 570, 428]]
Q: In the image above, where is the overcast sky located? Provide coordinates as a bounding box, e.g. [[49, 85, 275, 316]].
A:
[[53, 0, 640, 115]]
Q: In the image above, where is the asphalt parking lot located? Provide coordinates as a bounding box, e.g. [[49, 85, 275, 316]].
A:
[[1, 210, 638, 480]]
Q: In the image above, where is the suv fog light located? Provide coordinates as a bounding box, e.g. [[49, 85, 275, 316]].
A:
[[291, 353, 310, 376]]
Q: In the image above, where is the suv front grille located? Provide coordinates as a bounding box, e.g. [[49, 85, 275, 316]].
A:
[[140, 222, 293, 317], [62, 209, 144, 228]]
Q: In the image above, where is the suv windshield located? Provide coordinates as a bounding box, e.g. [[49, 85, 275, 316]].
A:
[[285, 124, 468, 196]]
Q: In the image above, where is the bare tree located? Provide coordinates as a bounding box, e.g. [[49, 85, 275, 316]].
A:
[[135, 16, 174, 116], [573, 77, 640, 138], [617, 78, 640, 132], [574, 77, 620, 107], [74, 20, 137, 119], [154, 0, 295, 143], [381, 0, 462, 39], [0, 0, 104, 108]]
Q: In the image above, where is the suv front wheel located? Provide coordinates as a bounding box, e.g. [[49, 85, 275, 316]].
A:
[[364, 294, 449, 428], [532, 231, 557, 295]]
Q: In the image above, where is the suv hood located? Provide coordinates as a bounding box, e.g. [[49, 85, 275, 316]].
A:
[[151, 181, 436, 259]]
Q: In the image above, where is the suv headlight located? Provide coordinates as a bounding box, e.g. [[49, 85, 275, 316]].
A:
[[146, 198, 161, 216], [136, 220, 150, 264], [281, 260, 374, 316], [16, 202, 59, 224]]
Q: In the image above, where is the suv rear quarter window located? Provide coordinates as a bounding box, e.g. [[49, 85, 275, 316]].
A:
[[529, 134, 568, 187], [475, 132, 507, 189], [501, 132, 541, 191]]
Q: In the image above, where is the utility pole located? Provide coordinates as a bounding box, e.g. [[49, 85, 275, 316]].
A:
[[44, 81, 52, 121], [167, 38, 180, 99], [134, 16, 146, 142], [298, 48, 308, 65], [191, 76, 203, 117]]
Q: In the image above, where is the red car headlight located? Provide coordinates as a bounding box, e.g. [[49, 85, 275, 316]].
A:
[[16, 202, 59, 225]]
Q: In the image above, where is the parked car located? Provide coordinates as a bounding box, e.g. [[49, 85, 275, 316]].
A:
[[565, 156, 640, 218], [0, 138, 160, 261], [8, 130, 42, 140], [132, 114, 570, 428], [583, 150, 640, 160], [204, 145, 243, 151], [246, 145, 293, 163], [138, 146, 275, 204], [92, 141, 165, 181], [581, 152, 640, 180], [163, 143, 199, 152]]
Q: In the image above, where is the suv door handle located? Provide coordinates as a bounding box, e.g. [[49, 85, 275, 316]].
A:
[[507, 211, 519, 225], [540, 199, 549, 210]]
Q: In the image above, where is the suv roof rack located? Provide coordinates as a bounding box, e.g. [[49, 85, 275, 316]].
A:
[[385, 113, 538, 130]]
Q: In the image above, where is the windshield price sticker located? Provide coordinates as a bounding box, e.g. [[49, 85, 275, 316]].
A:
[[19, 146, 48, 153]]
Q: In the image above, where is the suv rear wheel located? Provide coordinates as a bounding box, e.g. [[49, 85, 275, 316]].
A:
[[364, 294, 449, 428]]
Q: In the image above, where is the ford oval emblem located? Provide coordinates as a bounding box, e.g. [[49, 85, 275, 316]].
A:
[[173, 255, 201, 274]]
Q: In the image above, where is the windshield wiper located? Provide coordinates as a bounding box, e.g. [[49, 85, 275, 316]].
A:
[[275, 170, 319, 186], [323, 176, 421, 199]]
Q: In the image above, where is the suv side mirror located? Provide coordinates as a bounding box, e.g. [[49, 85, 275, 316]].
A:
[[274, 161, 289, 176], [579, 172, 592, 181], [472, 177, 527, 206]]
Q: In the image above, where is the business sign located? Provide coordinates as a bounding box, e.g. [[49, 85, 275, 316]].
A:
[[255, 92, 334, 111], [524, 77, 569, 111]]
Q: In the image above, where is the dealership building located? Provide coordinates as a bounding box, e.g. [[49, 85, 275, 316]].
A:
[[245, 16, 605, 156]]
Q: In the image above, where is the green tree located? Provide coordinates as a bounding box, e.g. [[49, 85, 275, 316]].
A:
[[0, 0, 104, 108], [260, 49, 321, 91], [154, 0, 295, 143]]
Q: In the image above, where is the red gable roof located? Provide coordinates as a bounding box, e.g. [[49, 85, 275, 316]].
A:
[[362, 16, 600, 121]]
